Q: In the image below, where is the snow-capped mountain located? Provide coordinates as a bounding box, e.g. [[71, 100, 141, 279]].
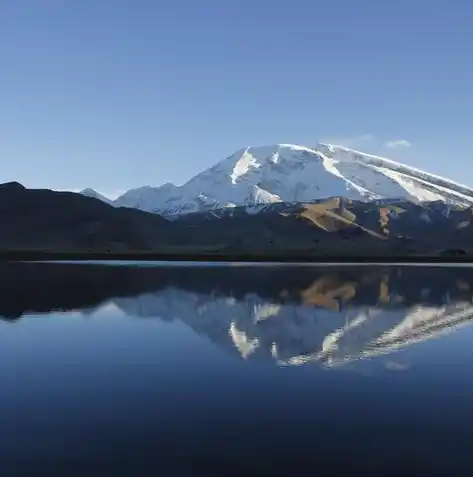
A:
[[81, 143, 473, 216], [106, 285, 473, 371]]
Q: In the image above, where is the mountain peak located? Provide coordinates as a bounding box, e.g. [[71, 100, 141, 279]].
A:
[[0, 181, 26, 190], [79, 188, 115, 205], [80, 187, 105, 196], [79, 143, 473, 216]]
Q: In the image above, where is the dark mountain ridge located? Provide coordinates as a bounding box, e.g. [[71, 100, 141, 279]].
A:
[[0, 182, 473, 257], [1, 262, 472, 320]]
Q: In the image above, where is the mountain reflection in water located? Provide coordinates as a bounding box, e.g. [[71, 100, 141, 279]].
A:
[[5, 263, 473, 476], [2, 262, 473, 371]]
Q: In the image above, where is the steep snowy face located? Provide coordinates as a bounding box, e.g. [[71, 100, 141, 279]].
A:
[[82, 143, 473, 215], [320, 144, 473, 205]]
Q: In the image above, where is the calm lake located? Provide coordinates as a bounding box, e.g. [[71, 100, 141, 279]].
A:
[[2, 262, 473, 476]]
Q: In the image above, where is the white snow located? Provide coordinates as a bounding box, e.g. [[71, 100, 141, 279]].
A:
[[80, 143, 473, 215], [323, 144, 473, 203], [230, 147, 260, 184]]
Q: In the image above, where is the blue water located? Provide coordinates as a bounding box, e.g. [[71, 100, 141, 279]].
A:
[[1, 262, 473, 476]]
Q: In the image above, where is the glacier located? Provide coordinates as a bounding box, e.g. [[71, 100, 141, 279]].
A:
[[80, 143, 473, 216]]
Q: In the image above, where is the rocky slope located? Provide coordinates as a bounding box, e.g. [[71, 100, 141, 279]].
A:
[[171, 197, 473, 255]]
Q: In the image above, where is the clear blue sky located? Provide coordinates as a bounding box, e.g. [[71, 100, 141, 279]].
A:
[[1, 0, 472, 197]]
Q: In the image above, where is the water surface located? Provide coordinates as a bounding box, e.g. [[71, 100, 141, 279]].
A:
[[2, 262, 473, 475]]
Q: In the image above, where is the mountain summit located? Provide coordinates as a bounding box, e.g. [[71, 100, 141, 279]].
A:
[[83, 143, 473, 216]]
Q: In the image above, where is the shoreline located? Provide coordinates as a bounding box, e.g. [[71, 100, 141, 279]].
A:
[[0, 251, 471, 263]]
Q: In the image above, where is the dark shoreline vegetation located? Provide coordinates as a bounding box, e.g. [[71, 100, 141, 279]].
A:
[[0, 249, 471, 262]]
